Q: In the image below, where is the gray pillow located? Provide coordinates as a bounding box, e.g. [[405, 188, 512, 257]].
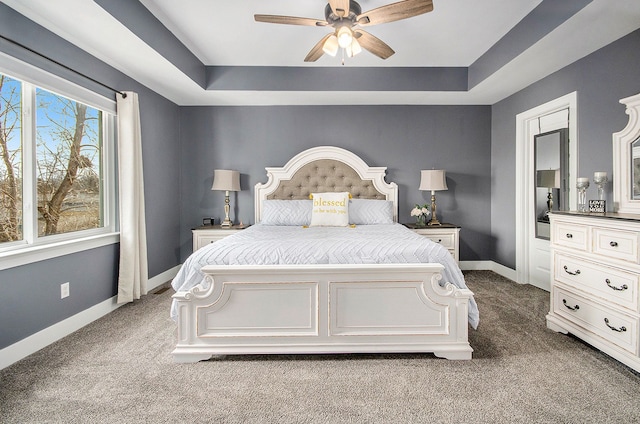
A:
[[261, 200, 312, 226], [349, 199, 394, 224]]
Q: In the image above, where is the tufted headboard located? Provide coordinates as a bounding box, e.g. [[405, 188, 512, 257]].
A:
[[255, 146, 398, 223]]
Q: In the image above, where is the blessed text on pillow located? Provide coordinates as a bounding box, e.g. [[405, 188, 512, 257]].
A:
[[310, 192, 350, 227]]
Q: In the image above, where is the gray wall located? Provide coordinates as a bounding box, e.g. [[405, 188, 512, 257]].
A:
[[179, 105, 492, 262], [0, 5, 181, 349], [491, 29, 640, 269]]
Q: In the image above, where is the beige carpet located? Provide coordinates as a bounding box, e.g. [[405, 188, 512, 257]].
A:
[[1, 271, 640, 423]]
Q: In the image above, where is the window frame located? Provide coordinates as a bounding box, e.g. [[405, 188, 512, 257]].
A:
[[0, 52, 119, 271]]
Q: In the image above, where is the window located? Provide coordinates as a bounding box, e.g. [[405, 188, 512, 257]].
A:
[[0, 54, 117, 269], [35, 88, 104, 237]]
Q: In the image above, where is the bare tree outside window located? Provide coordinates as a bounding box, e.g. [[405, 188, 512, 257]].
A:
[[0, 74, 22, 243], [36, 89, 102, 236]]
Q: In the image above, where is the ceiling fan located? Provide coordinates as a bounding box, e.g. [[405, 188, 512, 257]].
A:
[[254, 0, 434, 63]]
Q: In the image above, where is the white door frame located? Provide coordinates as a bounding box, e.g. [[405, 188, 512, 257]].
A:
[[515, 92, 578, 287]]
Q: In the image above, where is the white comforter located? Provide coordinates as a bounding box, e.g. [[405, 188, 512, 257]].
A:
[[171, 223, 479, 328]]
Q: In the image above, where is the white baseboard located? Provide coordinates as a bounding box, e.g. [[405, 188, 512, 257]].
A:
[[147, 265, 181, 291], [0, 264, 181, 371], [460, 260, 518, 282]]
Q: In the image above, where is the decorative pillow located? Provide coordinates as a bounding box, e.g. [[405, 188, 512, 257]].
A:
[[261, 200, 312, 226], [349, 199, 394, 224], [309, 192, 350, 227]]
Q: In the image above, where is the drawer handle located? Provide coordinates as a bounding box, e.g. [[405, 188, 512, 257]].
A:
[[566, 233, 573, 239], [604, 318, 627, 333], [605, 279, 629, 291], [563, 265, 581, 276], [562, 299, 579, 311], [609, 241, 619, 247]]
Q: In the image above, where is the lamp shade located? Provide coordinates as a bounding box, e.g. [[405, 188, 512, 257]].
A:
[[322, 34, 339, 57], [211, 169, 240, 191], [337, 26, 353, 48], [536, 169, 560, 189], [419, 170, 448, 191]]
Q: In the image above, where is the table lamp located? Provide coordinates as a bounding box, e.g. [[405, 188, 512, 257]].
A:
[[211, 169, 241, 227], [419, 169, 448, 226]]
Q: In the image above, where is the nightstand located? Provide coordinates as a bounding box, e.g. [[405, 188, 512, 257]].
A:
[[192, 225, 249, 251], [403, 223, 460, 263]]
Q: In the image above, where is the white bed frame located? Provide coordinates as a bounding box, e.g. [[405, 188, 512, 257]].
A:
[[172, 146, 474, 362]]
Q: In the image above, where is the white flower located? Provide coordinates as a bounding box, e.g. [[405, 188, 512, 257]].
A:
[[422, 207, 430, 215], [411, 207, 421, 216]]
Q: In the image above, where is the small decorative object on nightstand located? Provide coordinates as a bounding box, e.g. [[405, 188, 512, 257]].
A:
[[410, 204, 430, 227], [211, 169, 241, 227], [419, 169, 448, 226], [404, 222, 460, 263], [192, 225, 249, 251]]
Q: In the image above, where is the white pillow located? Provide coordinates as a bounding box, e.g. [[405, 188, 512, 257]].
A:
[[349, 199, 394, 224], [261, 200, 312, 226], [310, 192, 350, 227]]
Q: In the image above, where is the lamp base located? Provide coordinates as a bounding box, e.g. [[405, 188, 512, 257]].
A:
[[221, 194, 233, 227], [428, 193, 442, 226]]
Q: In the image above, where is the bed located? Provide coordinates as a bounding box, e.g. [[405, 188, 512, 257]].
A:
[[171, 146, 478, 362]]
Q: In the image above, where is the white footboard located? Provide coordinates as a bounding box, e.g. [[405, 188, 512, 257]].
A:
[[172, 263, 473, 362]]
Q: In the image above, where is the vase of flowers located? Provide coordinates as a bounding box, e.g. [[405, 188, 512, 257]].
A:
[[411, 204, 430, 227]]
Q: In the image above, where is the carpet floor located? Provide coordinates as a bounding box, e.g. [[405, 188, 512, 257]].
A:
[[1, 270, 640, 423]]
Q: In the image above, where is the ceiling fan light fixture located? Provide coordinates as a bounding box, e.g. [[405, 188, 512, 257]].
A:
[[349, 38, 362, 57], [337, 26, 353, 48], [257, 0, 434, 62], [322, 34, 339, 57]]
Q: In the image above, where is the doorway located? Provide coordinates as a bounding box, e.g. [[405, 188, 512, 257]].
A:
[[515, 92, 577, 291]]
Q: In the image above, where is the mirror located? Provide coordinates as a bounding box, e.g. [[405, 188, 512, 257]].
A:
[[535, 128, 569, 240], [613, 92, 640, 214]]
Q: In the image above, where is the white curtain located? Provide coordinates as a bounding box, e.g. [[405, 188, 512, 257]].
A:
[[116, 92, 148, 303]]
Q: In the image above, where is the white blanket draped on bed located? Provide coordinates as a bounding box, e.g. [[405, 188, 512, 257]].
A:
[[171, 223, 479, 328]]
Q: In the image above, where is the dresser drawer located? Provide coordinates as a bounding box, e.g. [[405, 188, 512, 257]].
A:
[[554, 253, 639, 312], [552, 221, 588, 251], [593, 227, 639, 263], [553, 287, 638, 354]]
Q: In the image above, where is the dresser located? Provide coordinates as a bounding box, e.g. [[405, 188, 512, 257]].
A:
[[547, 212, 640, 372], [404, 223, 460, 263], [192, 225, 248, 251]]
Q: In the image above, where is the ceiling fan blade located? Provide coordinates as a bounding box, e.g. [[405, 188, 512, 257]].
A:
[[357, 0, 433, 26], [254, 14, 328, 27], [304, 34, 334, 62], [328, 0, 350, 18], [354, 30, 395, 59]]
